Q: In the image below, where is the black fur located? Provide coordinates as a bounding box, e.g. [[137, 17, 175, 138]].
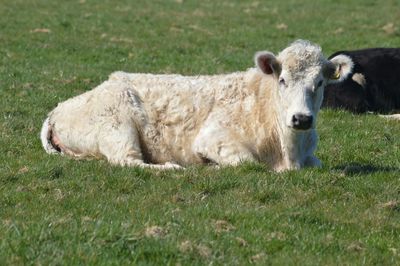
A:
[[323, 48, 400, 113]]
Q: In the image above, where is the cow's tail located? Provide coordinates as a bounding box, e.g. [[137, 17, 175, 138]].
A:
[[40, 117, 60, 154]]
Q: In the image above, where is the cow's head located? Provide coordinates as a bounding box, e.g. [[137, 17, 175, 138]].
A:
[[255, 40, 353, 131], [323, 52, 368, 113]]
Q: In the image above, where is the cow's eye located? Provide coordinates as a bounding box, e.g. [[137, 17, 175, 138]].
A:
[[317, 80, 323, 88], [279, 78, 286, 86]]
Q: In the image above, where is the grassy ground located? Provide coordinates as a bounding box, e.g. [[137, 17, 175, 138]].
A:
[[1, 0, 400, 264]]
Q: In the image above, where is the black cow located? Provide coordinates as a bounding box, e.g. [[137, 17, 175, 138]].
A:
[[322, 48, 400, 114]]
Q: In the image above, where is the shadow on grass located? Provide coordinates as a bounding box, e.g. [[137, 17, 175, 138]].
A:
[[333, 163, 400, 175]]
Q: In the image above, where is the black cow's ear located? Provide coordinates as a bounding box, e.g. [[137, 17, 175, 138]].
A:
[[325, 54, 354, 84], [255, 51, 281, 76]]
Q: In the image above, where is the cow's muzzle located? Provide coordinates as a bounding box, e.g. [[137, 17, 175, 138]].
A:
[[291, 113, 313, 130]]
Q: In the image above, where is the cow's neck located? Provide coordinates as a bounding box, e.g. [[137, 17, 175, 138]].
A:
[[267, 86, 308, 171], [276, 124, 308, 170], [248, 74, 283, 168]]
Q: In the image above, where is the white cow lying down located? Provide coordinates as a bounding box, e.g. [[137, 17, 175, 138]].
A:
[[41, 40, 352, 171]]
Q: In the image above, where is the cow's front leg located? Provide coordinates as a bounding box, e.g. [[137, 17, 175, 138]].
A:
[[303, 155, 321, 167], [192, 126, 256, 166], [302, 130, 321, 168], [274, 158, 302, 172], [275, 129, 320, 171], [275, 154, 320, 171]]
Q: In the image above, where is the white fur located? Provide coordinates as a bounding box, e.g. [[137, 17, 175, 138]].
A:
[[379, 114, 400, 120], [40, 40, 351, 171], [40, 117, 58, 154], [352, 73, 367, 88], [327, 54, 354, 83]]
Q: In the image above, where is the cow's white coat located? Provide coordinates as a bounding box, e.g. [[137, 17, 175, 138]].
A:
[[40, 40, 353, 171]]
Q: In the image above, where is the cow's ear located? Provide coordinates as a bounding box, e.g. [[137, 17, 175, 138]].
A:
[[325, 54, 354, 84], [255, 51, 281, 76]]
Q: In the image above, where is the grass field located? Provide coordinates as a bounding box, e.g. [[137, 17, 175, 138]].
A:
[[1, 0, 400, 264]]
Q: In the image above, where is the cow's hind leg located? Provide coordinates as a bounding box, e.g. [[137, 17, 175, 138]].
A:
[[98, 124, 182, 170]]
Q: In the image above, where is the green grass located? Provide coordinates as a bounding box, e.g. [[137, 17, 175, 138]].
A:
[[1, 0, 400, 264]]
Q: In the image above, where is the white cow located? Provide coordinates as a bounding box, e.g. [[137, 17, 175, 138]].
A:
[[40, 40, 352, 171]]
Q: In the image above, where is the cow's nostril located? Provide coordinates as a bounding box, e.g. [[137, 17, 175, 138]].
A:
[[292, 114, 313, 130]]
